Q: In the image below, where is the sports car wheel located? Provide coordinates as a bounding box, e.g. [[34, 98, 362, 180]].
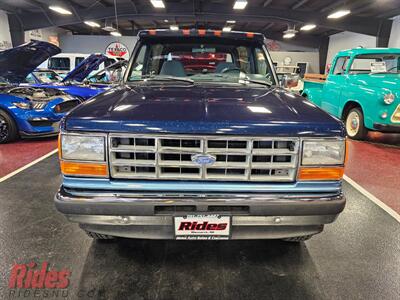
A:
[[0, 110, 18, 144], [345, 108, 367, 140]]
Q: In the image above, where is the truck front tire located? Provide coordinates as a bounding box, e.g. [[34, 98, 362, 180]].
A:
[[345, 107, 368, 140], [83, 230, 115, 240], [282, 234, 314, 242]]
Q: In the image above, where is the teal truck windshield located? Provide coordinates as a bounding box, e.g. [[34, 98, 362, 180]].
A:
[[127, 41, 276, 85], [349, 54, 400, 74]]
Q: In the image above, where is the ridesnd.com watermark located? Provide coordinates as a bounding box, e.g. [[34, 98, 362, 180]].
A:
[[3, 261, 104, 299]]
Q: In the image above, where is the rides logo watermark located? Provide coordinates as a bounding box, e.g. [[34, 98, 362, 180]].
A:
[[6, 261, 71, 298]]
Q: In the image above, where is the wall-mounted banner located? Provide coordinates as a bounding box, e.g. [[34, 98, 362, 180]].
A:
[[105, 42, 130, 59]]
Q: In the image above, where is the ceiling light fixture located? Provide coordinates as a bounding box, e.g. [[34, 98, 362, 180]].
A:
[[49, 6, 72, 15], [300, 24, 316, 31], [227, 20, 236, 24], [283, 26, 298, 39], [222, 27, 232, 32], [283, 33, 295, 39], [170, 25, 179, 31], [84, 21, 101, 28], [150, 0, 165, 8], [103, 26, 116, 31], [233, 0, 248, 10], [327, 10, 351, 19], [110, 31, 122, 37]]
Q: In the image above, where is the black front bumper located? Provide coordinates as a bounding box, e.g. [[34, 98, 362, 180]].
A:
[[373, 123, 400, 133]]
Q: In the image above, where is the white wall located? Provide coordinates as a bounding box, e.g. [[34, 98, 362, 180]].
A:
[[270, 51, 319, 73], [389, 15, 400, 48], [0, 10, 12, 49], [59, 34, 138, 56], [24, 27, 67, 46], [326, 31, 376, 67]]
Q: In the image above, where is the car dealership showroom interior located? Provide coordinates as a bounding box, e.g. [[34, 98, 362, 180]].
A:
[[0, 0, 399, 299]]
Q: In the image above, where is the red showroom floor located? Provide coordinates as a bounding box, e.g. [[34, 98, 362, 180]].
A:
[[0, 134, 399, 214]]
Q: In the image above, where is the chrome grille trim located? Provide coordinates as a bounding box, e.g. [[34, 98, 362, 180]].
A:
[[109, 134, 299, 182]]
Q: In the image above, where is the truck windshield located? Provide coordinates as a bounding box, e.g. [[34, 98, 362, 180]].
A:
[[127, 39, 276, 86], [349, 54, 400, 74]]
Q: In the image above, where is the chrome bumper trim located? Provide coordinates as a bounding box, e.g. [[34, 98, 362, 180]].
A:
[[62, 176, 342, 193]]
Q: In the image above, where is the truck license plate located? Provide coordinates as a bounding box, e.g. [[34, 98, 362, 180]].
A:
[[174, 214, 231, 240]]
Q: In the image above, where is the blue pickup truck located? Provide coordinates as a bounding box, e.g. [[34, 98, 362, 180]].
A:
[[55, 29, 347, 242]]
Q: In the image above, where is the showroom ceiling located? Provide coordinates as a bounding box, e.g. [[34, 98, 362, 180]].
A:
[[1, 0, 399, 46]]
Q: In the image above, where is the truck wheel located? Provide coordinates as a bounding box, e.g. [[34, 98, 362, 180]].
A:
[[0, 110, 18, 144], [345, 107, 367, 140], [83, 230, 115, 240], [282, 234, 314, 242]]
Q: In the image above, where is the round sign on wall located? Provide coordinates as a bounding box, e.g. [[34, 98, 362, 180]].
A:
[[105, 42, 130, 59]]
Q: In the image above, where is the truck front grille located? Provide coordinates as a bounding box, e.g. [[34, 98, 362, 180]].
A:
[[109, 134, 299, 182]]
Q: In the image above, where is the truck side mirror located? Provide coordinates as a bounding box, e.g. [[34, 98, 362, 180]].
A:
[[281, 74, 299, 89]]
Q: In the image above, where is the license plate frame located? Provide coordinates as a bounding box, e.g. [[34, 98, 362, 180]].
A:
[[174, 214, 231, 240]]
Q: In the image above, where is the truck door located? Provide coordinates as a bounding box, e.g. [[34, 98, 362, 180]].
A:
[[322, 56, 350, 117]]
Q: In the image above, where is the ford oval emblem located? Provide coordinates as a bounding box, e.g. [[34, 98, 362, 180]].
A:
[[191, 154, 216, 166]]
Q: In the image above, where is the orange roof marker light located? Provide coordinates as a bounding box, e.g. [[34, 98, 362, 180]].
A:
[[198, 29, 206, 36], [182, 29, 190, 36], [148, 29, 157, 35], [246, 32, 254, 38], [214, 30, 222, 37]]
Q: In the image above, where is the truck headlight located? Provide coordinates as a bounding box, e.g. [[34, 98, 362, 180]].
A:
[[59, 133, 108, 177], [298, 139, 347, 181], [61, 134, 105, 161], [383, 93, 395, 105], [302, 139, 346, 165]]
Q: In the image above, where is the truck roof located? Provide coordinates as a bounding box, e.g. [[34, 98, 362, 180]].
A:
[[138, 29, 265, 42], [337, 47, 400, 57]]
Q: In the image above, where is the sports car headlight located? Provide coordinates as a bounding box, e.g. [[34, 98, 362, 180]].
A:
[[61, 134, 105, 161], [302, 139, 346, 165], [13, 102, 31, 110]]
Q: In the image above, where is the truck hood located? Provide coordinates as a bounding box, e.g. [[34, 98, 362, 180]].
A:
[[65, 84, 344, 137], [0, 41, 60, 84], [351, 73, 400, 90], [62, 54, 107, 83]]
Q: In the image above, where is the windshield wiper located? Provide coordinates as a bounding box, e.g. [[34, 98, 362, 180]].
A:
[[143, 75, 194, 84]]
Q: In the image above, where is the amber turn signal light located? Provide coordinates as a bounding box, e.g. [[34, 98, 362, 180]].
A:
[[60, 161, 108, 177], [298, 167, 344, 181]]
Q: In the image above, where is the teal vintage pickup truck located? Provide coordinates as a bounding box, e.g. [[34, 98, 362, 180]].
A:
[[302, 48, 400, 139]]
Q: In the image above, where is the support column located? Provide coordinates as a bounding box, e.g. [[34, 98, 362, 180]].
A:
[[8, 14, 24, 46], [318, 37, 329, 74], [376, 20, 393, 47]]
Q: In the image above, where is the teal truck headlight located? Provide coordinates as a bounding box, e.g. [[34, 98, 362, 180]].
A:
[[383, 93, 395, 105], [61, 134, 105, 161], [302, 139, 346, 165]]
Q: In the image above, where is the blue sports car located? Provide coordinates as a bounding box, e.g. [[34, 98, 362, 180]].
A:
[[24, 52, 109, 100], [0, 41, 83, 143]]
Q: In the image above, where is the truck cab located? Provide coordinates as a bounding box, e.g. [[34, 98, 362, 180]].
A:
[[55, 29, 346, 241], [302, 48, 400, 139]]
